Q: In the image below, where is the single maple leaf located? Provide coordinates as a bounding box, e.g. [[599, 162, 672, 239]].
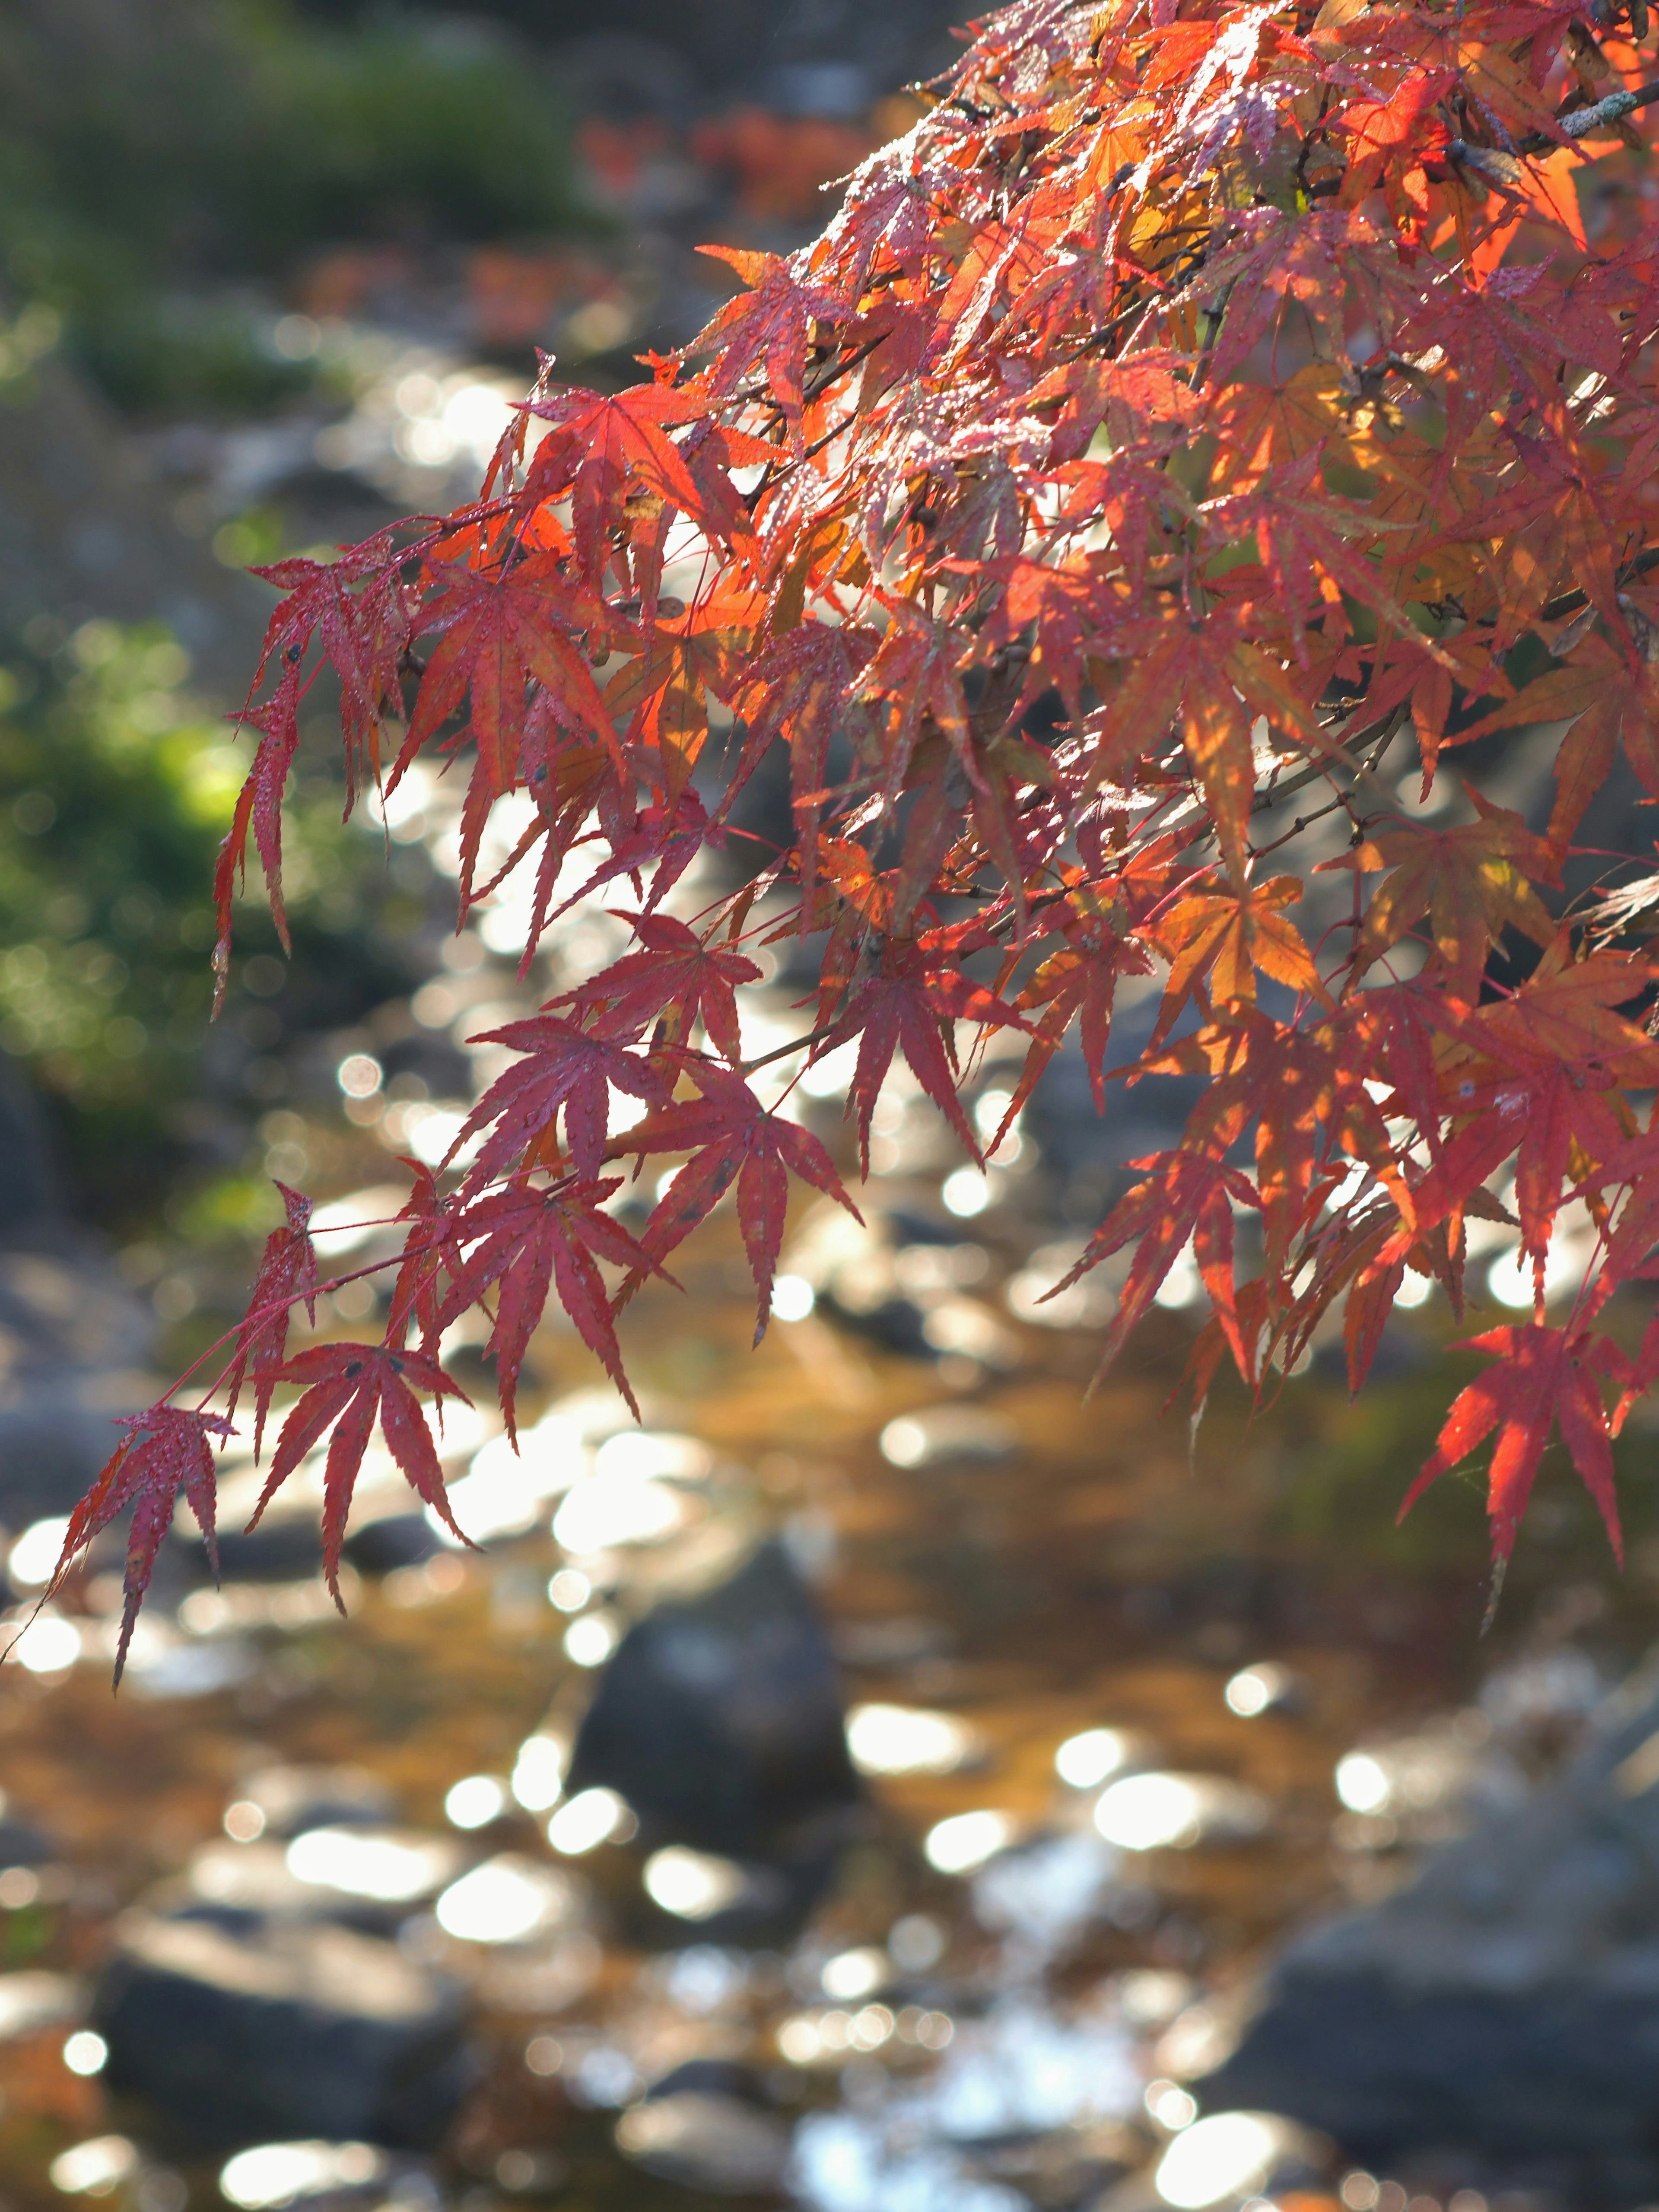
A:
[[1149, 872, 1328, 1043], [213, 666, 302, 995], [615, 1064, 862, 1341], [559, 913, 762, 1065], [1473, 941, 1659, 1081], [602, 623, 734, 807], [523, 383, 713, 579], [996, 903, 1154, 1137], [249, 536, 411, 802], [823, 939, 1028, 1174], [1323, 789, 1558, 994], [1442, 640, 1649, 854], [407, 553, 616, 757], [689, 247, 848, 432], [454, 1014, 671, 1186], [1142, 1007, 1403, 1277], [250, 1343, 470, 1605], [1053, 1148, 1261, 1382], [715, 624, 878, 914], [397, 553, 618, 900], [435, 1175, 659, 1432], [46, 1406, 233, 1686], [550, 785, 721, 923], [384, 1157, 467, 1354], [852, 597, 974, 814], [224, 1181, 317, 1455], [1399, 1322, 1626, 1567]]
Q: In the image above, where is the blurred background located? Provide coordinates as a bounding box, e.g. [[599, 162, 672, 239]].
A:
[[1, 6, 1659, 2212]]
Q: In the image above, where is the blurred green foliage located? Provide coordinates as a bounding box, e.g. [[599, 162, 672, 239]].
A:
[[0, 0, 585, 412], [0, 619, 421, 1231]]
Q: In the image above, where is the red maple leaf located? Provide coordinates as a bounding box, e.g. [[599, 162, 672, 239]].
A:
[[435, 1176, 660, 1432], [523, 382, 714, 578], [385, 1158, 469, 1354], [44, 1405, 233, 1686], [719, 625, 877, 905], [249, 534, 411, 801], [617, 1063, 862, 1341], [251, 1343, 471, 1605], [224, 1181, 317, 1455], [397, 552, 619, 899], [1399, 1323, 1628, 1567], [559, 913, 762, 1064], [213, 666, 302, 993], [823, 940, 1028, 1173], [989, 897, 1154, 1138], [1053, 1148, 1262, 1381], [687, 248, 849, 430], [550, 786, 721, 922], [454, 1014, 671, 1185]]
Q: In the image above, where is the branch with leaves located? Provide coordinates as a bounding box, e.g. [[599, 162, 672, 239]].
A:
[[44, 0, 1659, 1669]]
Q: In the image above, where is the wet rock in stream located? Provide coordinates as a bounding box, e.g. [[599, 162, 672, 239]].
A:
[[0, 1239, 161, 1526], [95, 1910, 474, 2152], [1200, 1647, 1659, 2193], [567, 1538, 860, 1933], [616, 2081, 791, 2195]]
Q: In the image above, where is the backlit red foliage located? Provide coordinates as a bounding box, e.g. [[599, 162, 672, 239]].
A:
[[58, 0, 1659, 1654]]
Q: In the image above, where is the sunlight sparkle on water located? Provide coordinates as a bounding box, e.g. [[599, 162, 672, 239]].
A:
[[821, 1947, 887, 2000], [1093, 1773, 1205, 1850], [1335, 1752, 1391, 1814], [8, 1518, 68, 1589], [49, 2139, 137, 2196], [435, 1855, 568, 1943], [547, 1788, 630, 1855], [553, 1475, 687, 1553], [547, 1569, 591, 1612], [432, 1463, 542, 1548], [223, 1800, 265, 1841], [510, 1735, 566, 1812], [846, 1703, 981, 1777], [771, 1274, 815, 1321], [563, 1612, 620, 1667], [941, 1167, 991, 1217], [284, 1828, 452, 1902], [642, 1846, 747, 1919], [1144, 2078, 1198, 2130], [219, 2144, 381, 2211], [1224, 1663, 1294, 1718], [444, 1776, 507, 1830], [10, 1612, 81, 1674], [1153, 2114, 1284, 2209], [923, 1809, 1016, 1874], [593, 1431, 711, 1483], [1055, 1728, 1133, 1788]]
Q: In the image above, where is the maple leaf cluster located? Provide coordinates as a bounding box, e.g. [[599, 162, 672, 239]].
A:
[[43, 0, 1659, 1661]]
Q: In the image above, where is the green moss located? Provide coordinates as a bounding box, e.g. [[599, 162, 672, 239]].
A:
[[0, 0, 588, 413], [0, 618, 418, 1232]]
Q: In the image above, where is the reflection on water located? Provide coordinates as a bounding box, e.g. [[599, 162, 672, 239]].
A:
[[641, 1847, 750, 1921], [844, 1703, 982, 1778], [217, 2144, 382, 2212], [1054, 1726, 1138, 1789], [0, 1116, 1647, 2212], [1154, 2113, 1302, 2210], [434, 1858, 574, 1945], [546, 1789, 632, 1856]]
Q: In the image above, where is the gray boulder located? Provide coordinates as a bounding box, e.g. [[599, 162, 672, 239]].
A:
[[96, 1908, 473, 2151], [1200, 1651, 1659, 2191]]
